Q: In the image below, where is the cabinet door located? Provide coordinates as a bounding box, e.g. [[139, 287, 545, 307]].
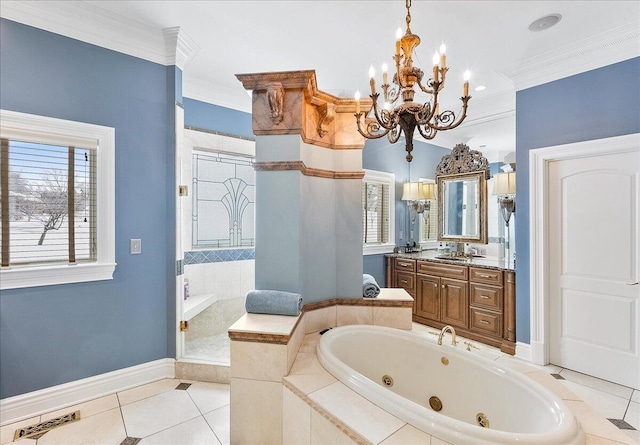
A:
[[416, 274, 440, 321], [441, 278, 468, 328]]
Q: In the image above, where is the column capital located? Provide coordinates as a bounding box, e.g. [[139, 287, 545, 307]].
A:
[[236, 70, 372, 150]]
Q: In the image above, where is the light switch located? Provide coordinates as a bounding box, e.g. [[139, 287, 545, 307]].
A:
[[130, 239, 141, 254]]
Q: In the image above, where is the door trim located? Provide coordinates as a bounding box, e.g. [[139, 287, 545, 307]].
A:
[[529, 132, 640, 365]]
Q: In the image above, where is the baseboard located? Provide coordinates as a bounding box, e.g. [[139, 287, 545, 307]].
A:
[[0, 358, 175, 426], [515, 342, 532, 362]]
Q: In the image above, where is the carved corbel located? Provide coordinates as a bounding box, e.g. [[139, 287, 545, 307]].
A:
[[316, 103, 336, 138], [265, 82, 285, 125]]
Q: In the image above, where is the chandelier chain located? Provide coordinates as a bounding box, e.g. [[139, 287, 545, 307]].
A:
[[405, 0, 412, 33]]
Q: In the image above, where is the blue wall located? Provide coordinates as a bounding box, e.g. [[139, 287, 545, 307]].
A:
[[362, 137, 450, 286], [515, 57, 640, 344], [183, 98, 252, 139], [0, 19, 176, 398]]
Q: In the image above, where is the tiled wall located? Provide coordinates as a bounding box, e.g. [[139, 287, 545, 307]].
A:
[[184, 248, 255, 265]]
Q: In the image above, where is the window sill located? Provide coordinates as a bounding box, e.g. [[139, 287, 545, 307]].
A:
[[0, 262, 117, 290], [363, 244, 396, 256]]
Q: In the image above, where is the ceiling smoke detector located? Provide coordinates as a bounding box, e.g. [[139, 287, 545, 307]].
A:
[[528, 14, 562, 32]]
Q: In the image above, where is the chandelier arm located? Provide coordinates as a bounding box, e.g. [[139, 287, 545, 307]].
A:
[[370, 96, 398, 130], [416, 77, 436, 95], [387, 126, 403, 144], [354, 113, 392, 139], [426, 97, 471, 131], [416, 124, 438, 140]]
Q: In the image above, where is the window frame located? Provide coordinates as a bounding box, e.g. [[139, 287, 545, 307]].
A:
[[0, 110, 115, 290], [362, 169, 396, 255]]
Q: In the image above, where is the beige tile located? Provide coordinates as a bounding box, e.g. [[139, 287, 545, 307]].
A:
[[284, 352, 337, 395], [379, 424, 430, 444], [230, 378, 282, 445], [204, 404, 230, 445], [229, 313, 299, 336], [230, 340, 288, 382], [561, 380, 630, 419], [310, 409, 357, 445], [139, 416, 221, 445], [337, 305, 373, 326], [632, 390, 640, 404], [625, 401, 640, 430], [565, 400, 634, 444], [283, 386, 311, 445], [187, 382, 230, 414], [37, 407, 126, 445], [1, 416, 39, 445], [309, 382, 404, 444], [121, 389, 200, 438], [560, 369, 634, 400], [585, 433, 631, 444], [431, 436, 454, 445], [494, 355, 544, 374], [117, 378, 181, 406], [525, 371, 582, 401], [40, 394, 119, 422], [622, 429, 640, 445], [305, 306, 336, 334], [175, 361, 230, 383], [372, 306, 412, 330], [299, 333, 321, 354], [287, 318, 306, 374], [377, 288, 413, 302]]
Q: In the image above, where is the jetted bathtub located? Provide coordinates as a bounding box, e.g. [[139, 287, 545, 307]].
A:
[[316, 325, 584, 445]]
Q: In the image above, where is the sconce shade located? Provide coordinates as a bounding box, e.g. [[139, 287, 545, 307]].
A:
[[402, 182, 435, 201], [492, 172, 516, 196]]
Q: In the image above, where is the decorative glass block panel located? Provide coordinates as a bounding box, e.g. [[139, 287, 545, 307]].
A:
[[192, 151, 255, 248]]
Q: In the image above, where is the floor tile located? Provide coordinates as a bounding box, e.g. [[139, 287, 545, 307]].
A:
[[632, 390, 640, 404], [561, 380, 630, 419], [622, 429, 640, 444], [494, 354, 544, 373], [40, 394, 119, 422], [625, 401, 640, 430], [1, 416, 39, 445], [564, 400, 634, 444], [121, 390, 201, 438], [560, 369, 634, 400], [203, 404, 230, 445], [187, 382, 230, 414], [138, 416, 220, 445], [37, 407, 126, 445], [379, 424, 431, 444], [117, 379, 182, 406]]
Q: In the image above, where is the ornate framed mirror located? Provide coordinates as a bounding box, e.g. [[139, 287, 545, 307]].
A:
[[436, 143, 490, 244]]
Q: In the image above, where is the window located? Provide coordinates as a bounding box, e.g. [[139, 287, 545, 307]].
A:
[[0, 110, 115, 290], [362, 169, 395, 255], [418, 179, 438, 246], [192, 150, 255, 249]]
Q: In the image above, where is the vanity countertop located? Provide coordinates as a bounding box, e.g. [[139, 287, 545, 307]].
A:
[[385, 250, 515, 271]]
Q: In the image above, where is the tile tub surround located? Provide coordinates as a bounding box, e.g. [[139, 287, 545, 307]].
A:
[[229, 289, 413, 444], [283, 329, 637, 445]]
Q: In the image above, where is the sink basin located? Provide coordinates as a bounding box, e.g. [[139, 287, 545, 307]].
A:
[[435, 256, 467, 261]]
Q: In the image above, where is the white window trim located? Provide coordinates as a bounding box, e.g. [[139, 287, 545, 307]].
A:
[[0, 110, 116, 290], [363, 169, 396, 256]]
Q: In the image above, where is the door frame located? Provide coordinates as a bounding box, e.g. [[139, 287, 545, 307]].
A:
[[529, 132, 640, 365]]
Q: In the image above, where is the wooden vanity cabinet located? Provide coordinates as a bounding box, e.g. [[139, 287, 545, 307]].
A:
[[387, 256, 516, 354]]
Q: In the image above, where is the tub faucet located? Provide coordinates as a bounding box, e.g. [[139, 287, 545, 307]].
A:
[[438, 325, 457, 346]]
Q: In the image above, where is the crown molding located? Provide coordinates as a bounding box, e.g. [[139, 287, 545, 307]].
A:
[[0, 1, 172, 66], [183, 75, 252, 113], [505, 21, 640, 91], [163, 27, 200, 70]]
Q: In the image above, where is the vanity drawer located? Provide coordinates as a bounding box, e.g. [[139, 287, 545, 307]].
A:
[[395, 258, 416, 272], [395, 271, 416, 293], [469, 267, 503, 286], [470, 283, 503, 311], [470, 308, 502, 337], [418, 261, 468, 280]]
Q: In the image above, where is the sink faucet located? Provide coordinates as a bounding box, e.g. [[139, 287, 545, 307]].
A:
[[438, 325, 457, 346]]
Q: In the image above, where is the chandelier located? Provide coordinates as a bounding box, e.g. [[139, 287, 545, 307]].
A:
[[354, 0, 471, 163]]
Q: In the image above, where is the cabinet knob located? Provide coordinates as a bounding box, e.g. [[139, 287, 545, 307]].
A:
[[480, 320, 490, 325], [442, 284, 447, 289], [480, 295, 490, 299]]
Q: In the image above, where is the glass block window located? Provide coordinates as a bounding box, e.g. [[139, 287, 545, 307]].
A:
[[192, 151, 255, 249]]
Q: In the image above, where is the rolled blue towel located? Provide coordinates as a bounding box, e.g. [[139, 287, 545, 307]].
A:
[[363, 274, 381, 298], [245, 290, 303, 316]]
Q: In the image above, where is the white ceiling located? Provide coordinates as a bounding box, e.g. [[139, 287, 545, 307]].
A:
[[3, 1, 639, 162]]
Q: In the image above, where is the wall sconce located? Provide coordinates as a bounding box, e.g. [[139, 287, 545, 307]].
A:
[[402, 181, 436, 224], [492, 171, 516, 227]]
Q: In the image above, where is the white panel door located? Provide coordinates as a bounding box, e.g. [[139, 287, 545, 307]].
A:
[[548, 148, 640, 388]]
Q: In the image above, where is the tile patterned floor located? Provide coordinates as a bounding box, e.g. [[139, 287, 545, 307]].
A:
[[1, 322, 638, 444]]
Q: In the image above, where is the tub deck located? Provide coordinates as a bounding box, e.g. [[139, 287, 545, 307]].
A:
[[282, 324, 635, 445]]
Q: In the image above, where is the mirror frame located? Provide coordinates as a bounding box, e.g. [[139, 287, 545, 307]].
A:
[[435, 143, 490, 244]]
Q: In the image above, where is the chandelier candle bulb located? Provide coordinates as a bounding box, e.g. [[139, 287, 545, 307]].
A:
[[440, 43, 447, 68], [354, 90, 361, 114], [382, 63, 388, 85], [395, 28, 402, 57], [463, 70, 471, 96], [369, 65, 376, 94]]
